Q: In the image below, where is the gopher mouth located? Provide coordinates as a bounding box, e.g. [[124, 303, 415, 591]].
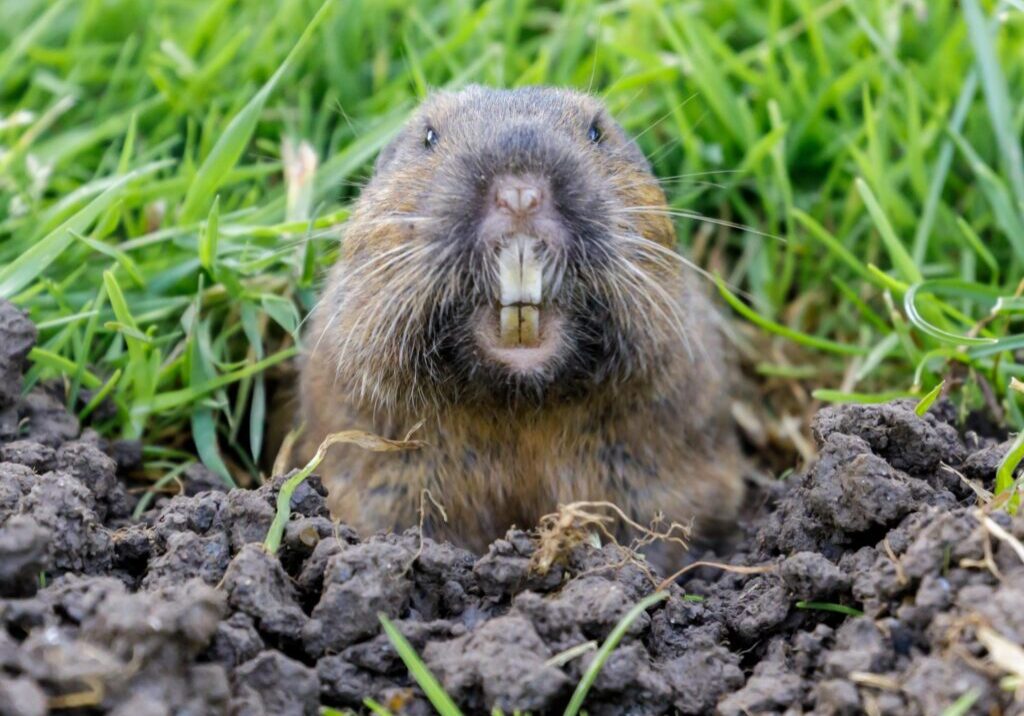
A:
[[474, 234, 566, 372], [498, 234, 543, 348]]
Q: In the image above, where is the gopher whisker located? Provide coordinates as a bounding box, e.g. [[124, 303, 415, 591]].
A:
[[318, 243, 432, 369], [612, 206, 785, 243], [656, 170, 743, 180], [607, 253, 696, 362], [612, 232, 755, 302]]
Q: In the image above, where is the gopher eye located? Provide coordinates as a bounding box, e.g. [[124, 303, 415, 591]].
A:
[[587, 122, 602, 144], [424, 126, 439, 150]]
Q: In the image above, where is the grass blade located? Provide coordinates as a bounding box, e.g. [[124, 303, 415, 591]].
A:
[[199, 195, 220, 274], [855, 178, 922, 284], [563, 590, 669, 716], [78, 368, 122, 422], [239, 302, 265, 463], [939, 689, 981, 716], [0, 0, 70, 89], [0, 161, 169, 299], [361, 700, 394, 716], [264, 429, 424, 553], [903, 283, 997, 347], [379, 613, 463, 716], [27, 347, 102, 389], [948, 128, 1024, 262], [962, 0, 1024, 207], [812, 389, 917, 404], [914, 381, 945, 416], [178, 0, 337, 222], [191, 408, 235, 488], [792, 208, 875, 284], [148, 348, 297, 413], [911, 71, 978, 264], [995, 430, 1024, 497], [795, 601, 864, 617], [717, 277, 865, 356]]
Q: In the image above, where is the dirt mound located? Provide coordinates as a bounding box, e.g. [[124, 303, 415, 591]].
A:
[[1, 298, 1022, 715]]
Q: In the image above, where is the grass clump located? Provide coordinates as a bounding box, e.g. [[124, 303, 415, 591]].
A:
[[1, 3, 1023, 485]]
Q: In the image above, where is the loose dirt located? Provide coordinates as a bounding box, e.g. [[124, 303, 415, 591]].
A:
[[1, 298, 1022, 715]]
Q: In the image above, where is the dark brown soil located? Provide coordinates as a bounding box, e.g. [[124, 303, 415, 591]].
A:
[[2, 298, 1023, 715]]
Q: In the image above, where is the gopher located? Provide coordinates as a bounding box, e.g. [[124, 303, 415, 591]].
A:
[[299, 85, 743, 557]]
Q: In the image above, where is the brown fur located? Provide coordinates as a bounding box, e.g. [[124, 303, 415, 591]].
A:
[[298, 86, 743, 558]]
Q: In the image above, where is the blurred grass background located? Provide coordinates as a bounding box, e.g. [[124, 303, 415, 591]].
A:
[[1, 0, 1022, 486]]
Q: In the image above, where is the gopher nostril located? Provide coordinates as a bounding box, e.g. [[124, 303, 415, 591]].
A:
[[519, 186, 541, 211], [493, 175, 545, 216]]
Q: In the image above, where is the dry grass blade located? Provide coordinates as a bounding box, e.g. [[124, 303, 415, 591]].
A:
[[544, 640, 598, 668], [263, 425, 425, 553], [975, 509, 1024, 565], [656, 560, 776, 592], [312, 427, 427, 454], [849, 671, 901, 691], [47, 678, 105, 709], [977, 626, 1024, 688], [271, 424, 302, 479], [530, 501, 689, 579], [406, 488, 449, 573], [1011, 377, 1024, 396], [943, 464, 993, 503]]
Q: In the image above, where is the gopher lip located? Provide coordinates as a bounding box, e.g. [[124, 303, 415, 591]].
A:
[[497, 234, 543, 348], [476, 309, 565, 374]]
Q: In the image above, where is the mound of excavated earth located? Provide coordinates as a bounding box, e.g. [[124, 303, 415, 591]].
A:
[[1, 298, 1022, 715]]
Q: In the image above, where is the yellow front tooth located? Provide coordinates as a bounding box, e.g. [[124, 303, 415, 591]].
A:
[[499, 236, 543, 306], [500, 306, 520, 347], [498, 244, 523, 305], [521, 245, 542, 305], [519, 306, 540, 347]]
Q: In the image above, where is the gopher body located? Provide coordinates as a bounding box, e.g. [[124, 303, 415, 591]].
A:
[[299, 86, 743, 555]]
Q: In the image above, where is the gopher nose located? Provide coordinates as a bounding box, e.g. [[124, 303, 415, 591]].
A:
[[492, 174, 546, 217]]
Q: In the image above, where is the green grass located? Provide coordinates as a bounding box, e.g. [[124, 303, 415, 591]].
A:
[[939, 688, 982, 716], [562, 590, 669, 716], [378, 613, 464, 716], [794, 600, 865, 618], [376, 590, 668, 716], [1, 0, 1023, 492]]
